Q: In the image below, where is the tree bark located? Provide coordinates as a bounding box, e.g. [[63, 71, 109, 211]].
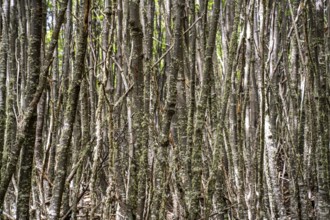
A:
[[16, 0, 42, 218], [191, 1, 220, 219], [48, 0, 90, 219]]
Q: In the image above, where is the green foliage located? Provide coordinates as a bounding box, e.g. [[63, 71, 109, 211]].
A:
[[216, 33, 222, 57], [208, 1, 214, 11], [236, 70, 241, 81], [45, 30, 53, 44], [195, 3, 200, 13]]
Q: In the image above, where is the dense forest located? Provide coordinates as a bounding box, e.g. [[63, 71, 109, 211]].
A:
[[0, 0, 330, 219]]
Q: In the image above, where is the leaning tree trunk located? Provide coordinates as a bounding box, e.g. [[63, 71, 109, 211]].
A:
[[48, 0, 90, 219]]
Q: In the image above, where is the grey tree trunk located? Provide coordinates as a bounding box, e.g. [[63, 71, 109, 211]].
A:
[[0, 0, 9, 179], [0, 0, 329, 219], [152, 1, 184, 219], [48, 0, 90, 219], [191, 1, 220, 219], [16, 0, 42, 218]]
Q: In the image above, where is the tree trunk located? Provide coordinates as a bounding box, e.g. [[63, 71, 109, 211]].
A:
[[48, 0, 90, 218]]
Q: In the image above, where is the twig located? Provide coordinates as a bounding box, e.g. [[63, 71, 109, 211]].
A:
[[151, 15, 203, 69], [183, 15, 203, 34], [61, 186, 89, 220], [1, 211, 15, 220], [151, 44, 174, 69], [114, 83, 134, 108]]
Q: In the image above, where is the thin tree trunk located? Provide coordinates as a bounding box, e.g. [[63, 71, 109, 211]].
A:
[[152, 1, 184, 219], [191, 1, 220, 219], [48, 1, 90, 218], [0, 0, 9, 178]]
